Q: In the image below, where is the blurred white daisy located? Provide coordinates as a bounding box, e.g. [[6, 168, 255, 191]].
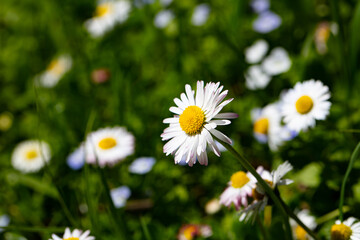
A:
[[161, 81, 238, 166], [331, 217, 360, 240], [281, 79, 331, 132], [49, 227, 95, 240], [160, 0, 173, 7], [251, 103, 293, 151], [245, 65, 271, 90], [191, 4, 210, 26], [262, 47, 291, 76], [129, 157, 156, 174], [67, 145, 85, 170], [220, 167, 262, 210], [12, 140, 51, 173], [35, 55, 72, 88], [205, 198, 221, 215], [154, 10, 174, 29], [85, 126, 135, 167], [84, 0, 131, 38], [253, 11, 281, 34], [245, 39, 269, 64], [239, 161, 293, 222], [110, 186, 131, 208], [250, 0, 269, 13], [290, 209, 317, 240], [0, 214, 10, 233]]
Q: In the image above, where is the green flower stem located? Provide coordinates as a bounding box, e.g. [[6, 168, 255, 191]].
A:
[[215, 137, 320, 240], [256, 215, 270, 240], [339, 142, 360, 221]]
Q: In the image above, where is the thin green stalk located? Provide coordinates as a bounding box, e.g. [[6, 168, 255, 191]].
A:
[[33, 85, 78, 228], [140, 216, 152, 240], [215, 137, 320, 240], [256, 215, 270, 240], [339, 142, 360, 221]]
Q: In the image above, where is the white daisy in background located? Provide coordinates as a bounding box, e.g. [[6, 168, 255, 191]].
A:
[[49, 227, 95, 240], [262, 47, 291, 76], [220, 167, 262, 210], [177, 224, 212, 240], [250, 0, 269, 13], [290, 209, 317, 240], [85, 126, 135, 167], [12, 140, 51, 173], [281, 79, 331, 132], [67, 145, 85, 170], [245, 65, 271, 90], [239, 161, 293, 222], [331, 217, 360, 240], [191, 4, 210, 26], [253, 11, 281, 34], [251, 103, 293, 151], [245, 39, 269, 64], [160, 0, 173, 7], [205, 198, 221, 215], [110, 186, 131, 208], [154, 10, 174, 29], [129, 157, 156, 174], [0, 214, 10, 233], [35, 55, 72, 88], [84, 0, 131, 38], [161, 81, 238, 166]]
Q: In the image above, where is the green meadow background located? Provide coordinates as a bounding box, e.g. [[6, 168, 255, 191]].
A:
[[1, 0, 360, 239]]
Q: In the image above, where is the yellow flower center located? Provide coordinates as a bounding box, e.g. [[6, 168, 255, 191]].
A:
[[295, 95, 314, 114], [295, 225, 307, 240], [230, 171, 250, 188], [331, 223, 352, 240], [254, 118, 269, 135], [179, 106, 205, 135], [183, 225, 197, 240], [63, 238, 80, 240], [98, 137, 117, 150], [48, 59, 64, 75], [25, 150, 38, 160], [96, 3, 112, 17]]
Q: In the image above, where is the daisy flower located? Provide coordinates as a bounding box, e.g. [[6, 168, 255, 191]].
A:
[[239, 161, 293, 222], [85, 126, 135, 167], [280, 79, 331, 132], [251, 103, 294, 151], [253, 11, 281, 34], [67, 145, 85, 170], [129, 157, 156, 174], [110, 186, 131, 208], [290, 209, 317, 240], [261, 47, 291, 76], [331, 217, 360, 240], [154, 10, 174, 29], [49, 227, 95, 240], [84, 0, 131, 38], [250, 0, 269, 13], [177, 224, 212, 240], [36, 55, 72, 88], [161, 81, 238, 166], [220, 167, 262, 210], [245, 39, 269, 64], [191, 4, 210, 26], [245, 65, 271, 90], [205, 198, 221, 215], [0, 214, 10, 233], [12, 140, 51, 173]]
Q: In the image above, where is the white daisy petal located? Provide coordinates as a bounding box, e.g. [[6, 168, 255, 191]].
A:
[[49, 228, 95, 240]]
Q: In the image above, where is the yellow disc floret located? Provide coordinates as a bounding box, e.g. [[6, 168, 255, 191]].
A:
[[96, 3, 111, 17], [63, 238, 80, 240], [179, 106, 205, 135], [25, 150, 38, 160], [296, 95, 314, 114], [331, 223, 352, 240], [98, 137, 117, 150], [295, 225, 307, 240], [230, 171, 250, 188], [183, 225, 197, 240], [48, 59, 64, 75], [254, 118, 269, 135]]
